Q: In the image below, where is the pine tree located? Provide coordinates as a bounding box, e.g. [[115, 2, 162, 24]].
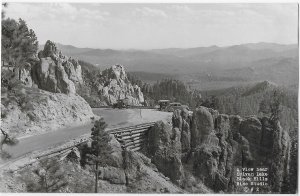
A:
[[2, 17, 38, 69], [86, 118, 113, 193]]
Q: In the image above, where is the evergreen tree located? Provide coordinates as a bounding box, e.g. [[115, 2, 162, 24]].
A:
[[2, 17, 38, 69], [86, 118, 113, 193]]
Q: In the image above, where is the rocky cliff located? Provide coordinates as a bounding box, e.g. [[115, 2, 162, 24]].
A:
[[26, 41, 144, 106], [1, 87, 94, 137], [192, 107, 291, 193], [147, 106, 291, 193], [2, 40, 146, 138], [31, 40, 83, 94], [147, 121, 185, 185], [1, 40, 94, 137], [98, 64, 144, 106]]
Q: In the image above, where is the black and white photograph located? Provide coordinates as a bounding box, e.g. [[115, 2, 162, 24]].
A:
[[0, 1, 298, 194]]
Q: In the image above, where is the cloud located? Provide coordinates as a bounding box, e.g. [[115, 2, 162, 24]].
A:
[[5, 3, 110, 23], [170, 4, 194, 14], [133, 7, 167, 18], [3, 3, 297, 49]]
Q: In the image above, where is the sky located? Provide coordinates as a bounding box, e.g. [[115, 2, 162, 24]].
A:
[[4, 3, 299, 49]]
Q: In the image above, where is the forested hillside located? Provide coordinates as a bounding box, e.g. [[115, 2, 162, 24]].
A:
[[78, 64, 202, 108], [200, 81, 298, 139], [128, 72, 298, 143], [126, 75, 202, 108]]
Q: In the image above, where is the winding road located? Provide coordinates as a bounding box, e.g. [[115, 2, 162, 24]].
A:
[[3, 108, 171, 161]]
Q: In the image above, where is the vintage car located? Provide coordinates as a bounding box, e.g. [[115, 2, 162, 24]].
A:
[[112, 98, 130, 109], [158, 100, 170, 110], [166, 102, 182, 112], [166, 102, 193, 116]]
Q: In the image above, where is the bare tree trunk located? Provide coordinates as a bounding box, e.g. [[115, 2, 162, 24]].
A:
[[94, 163, 98, 193]]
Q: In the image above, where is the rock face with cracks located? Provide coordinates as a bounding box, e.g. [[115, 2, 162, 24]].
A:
[[1, 40, 94, 138], [97, 64, 145, 106], [172, 109, 191, 158], [191, 107, 291, 193], [32, 40, 83, 94], [1, 89, 94, 137], [147, 121, 185, 185], [191, 107, 214, 149], [17, 41, 145, 106], [147, 106, 291, 193]]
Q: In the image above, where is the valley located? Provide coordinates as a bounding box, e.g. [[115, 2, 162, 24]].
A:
[[56, 42, 298, 90]]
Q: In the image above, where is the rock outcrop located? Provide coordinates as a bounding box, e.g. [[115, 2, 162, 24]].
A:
[[97, 64, 144, 106], [18, 63, 34, 87], [1, 88, 94, 137], [31, 40, 83, 94], [17, 41, 145, 106], [150, 107, 291, 193], [34, 57, 76, 94], [191, 107, 214, 149], [189, 107, 291, 193], [1, 40, 96, 138], [147, 121, 185, 185], [172, 109, 191, 159]]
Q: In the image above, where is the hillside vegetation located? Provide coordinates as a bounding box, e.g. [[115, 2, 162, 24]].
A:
[[200, 81, 298, 140]]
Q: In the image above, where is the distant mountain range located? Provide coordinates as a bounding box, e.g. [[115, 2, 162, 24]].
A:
[[42, 42, 298, 90]]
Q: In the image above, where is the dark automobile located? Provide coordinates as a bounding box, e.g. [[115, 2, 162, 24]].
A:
[[158, 100, 170, 110], [166, 102, 193, 116], [113, 98, 130, 109]]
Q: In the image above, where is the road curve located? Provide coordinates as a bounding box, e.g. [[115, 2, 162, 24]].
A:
[[3, 108, 171, 161]]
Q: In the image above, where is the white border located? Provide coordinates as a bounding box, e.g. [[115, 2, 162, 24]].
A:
[[1, 1, 299, 196]]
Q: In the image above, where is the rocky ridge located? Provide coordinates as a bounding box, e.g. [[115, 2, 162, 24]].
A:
[[146, 106, 291, 193], [19, 40, 145, 106], [1, 40, 95, 137]]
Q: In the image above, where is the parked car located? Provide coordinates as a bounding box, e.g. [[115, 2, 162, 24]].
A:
[[113, 98, 130, 109], [166, 102, 182, 112], [166, 102, 193, 116], [154, 105, 160, 110], [158, 100, 170, 111]]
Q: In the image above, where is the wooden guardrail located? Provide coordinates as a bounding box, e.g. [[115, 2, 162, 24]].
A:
[[108, 122, 155, 152], [92, 106, 156, 109], [35, 122, 156, 160], [3, 122, 156, 172]]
